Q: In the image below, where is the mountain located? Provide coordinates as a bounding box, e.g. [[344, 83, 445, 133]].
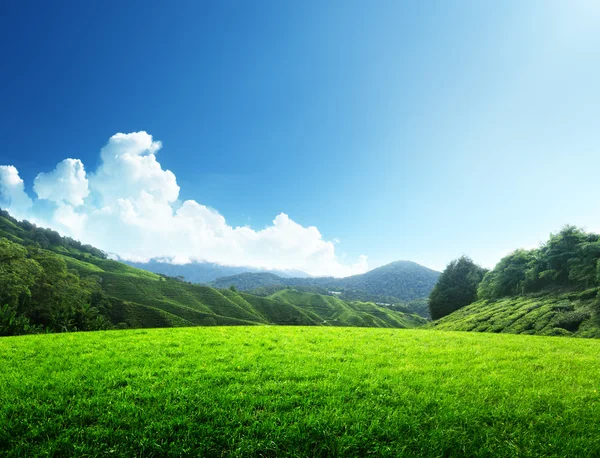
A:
[[211, 261, 441, 302], [123, 260, 309, 283], [0, 208, 425, 335]]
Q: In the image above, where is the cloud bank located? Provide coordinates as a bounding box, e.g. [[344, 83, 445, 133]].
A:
[[0, 132, 367, 277]]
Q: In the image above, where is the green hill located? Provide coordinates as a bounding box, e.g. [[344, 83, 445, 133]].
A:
[[0, 209, 423, 335], [268, 289, 425, 328], [428, 227, 600, 337], [2, 326, 600, 456], [429, 289, 600, 337], [211, 261, 440, 303]]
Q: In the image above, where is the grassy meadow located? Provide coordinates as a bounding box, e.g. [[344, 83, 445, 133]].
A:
[[2, 326, 600, 457]]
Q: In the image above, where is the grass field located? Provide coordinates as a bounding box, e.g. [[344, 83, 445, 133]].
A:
[[2, 327, 600, 457]]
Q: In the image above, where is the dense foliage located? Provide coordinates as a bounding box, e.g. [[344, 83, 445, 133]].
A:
[[478, 226, 600, 300], [0, 238, 112, 335], [428, 256, 487, 320]]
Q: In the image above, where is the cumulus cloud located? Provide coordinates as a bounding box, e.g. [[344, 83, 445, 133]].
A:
[[33, 158, 89, 206], [90, 132, 178, 207], [0, 165, 33, 218], [0, 132, 368, 277]]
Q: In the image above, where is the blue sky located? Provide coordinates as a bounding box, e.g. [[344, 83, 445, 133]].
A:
[[1, 0, 600, 274]]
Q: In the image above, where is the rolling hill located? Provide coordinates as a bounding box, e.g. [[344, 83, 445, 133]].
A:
[[0, 208, 424, 334], [211, 261, 440, 302], [429, 289, 600, 338], [427, 226, 600, 338]]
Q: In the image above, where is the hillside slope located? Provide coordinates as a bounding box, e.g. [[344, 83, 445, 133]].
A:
[[0, 209, 423, 333], [268, 289, 426, 328], [211, 261, 440, 302], [427, 227, 600, 338], [429, 289, 600, 338]]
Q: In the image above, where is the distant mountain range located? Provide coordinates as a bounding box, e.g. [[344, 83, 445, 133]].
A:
[[123, 260, 309, 283], [210, 261, 440, 302]]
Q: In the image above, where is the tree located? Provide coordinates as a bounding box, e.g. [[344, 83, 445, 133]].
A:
[[0, 239, 42, 311], [540, 226, 590, 285], [477, 226, 600, 301], [26, 247, 90, 330], [477, 249, 537, 300], [429, 256, 487, 320]]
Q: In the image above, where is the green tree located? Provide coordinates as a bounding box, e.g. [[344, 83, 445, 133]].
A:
[[0, 239, 42, 311], [26, 247, 90, 331], [429, 256, 487, 320], [539, 226, 589, 285], [477, 249, 537, 300], [478, 226, 600, 301]]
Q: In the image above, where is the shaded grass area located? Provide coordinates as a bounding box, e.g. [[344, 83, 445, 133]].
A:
[[429, 290, 600, 338], [1, 327, 600, 456]]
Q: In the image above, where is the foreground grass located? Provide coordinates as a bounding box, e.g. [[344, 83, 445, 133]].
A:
[[1, 327, 600, 457]]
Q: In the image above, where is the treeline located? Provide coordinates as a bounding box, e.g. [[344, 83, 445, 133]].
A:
[[430, 226, 600, 319], [0, 209, 106, 259], [0, 238, 112, 336]]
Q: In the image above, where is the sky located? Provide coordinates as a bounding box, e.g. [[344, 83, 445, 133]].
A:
[[1, 0, 600, 275]]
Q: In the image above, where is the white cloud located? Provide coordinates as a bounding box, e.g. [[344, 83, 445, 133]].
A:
[[90, 131, 178, 207], [0, 132, 368, 277], [33, 158, 89, 206], [0, 165, 33, 218]]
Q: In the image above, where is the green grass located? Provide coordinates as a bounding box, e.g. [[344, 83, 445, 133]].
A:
[[1, 327, 600, 457], [430, 290, 600, 338]]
